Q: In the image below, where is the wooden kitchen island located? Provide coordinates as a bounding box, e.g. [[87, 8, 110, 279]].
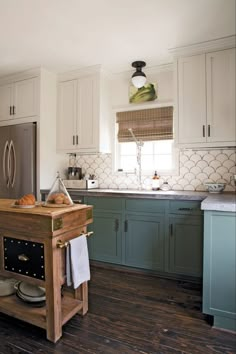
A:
[[0, 199, 93, 343]]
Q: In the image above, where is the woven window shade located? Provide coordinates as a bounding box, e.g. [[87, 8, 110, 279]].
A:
[[116, 106, 173, 142]]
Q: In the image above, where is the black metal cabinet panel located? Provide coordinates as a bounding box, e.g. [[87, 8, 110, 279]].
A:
[[4, 237, 45, 280]]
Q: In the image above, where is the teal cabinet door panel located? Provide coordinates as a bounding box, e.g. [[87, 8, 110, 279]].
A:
[[169, 216, 203, 277], [203, 211, 236, 331], [88, 212, 122, 264], [125, 214, 164, 271]]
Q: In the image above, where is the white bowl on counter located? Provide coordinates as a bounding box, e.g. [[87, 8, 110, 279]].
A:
[[204, 183, 226, 193]]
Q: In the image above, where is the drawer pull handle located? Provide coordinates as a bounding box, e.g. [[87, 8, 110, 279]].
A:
[[178, 208, 194, 211], [18, 254, 29, 262]]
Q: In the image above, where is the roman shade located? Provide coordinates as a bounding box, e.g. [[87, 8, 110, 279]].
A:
[[116, 106, 173, 142]]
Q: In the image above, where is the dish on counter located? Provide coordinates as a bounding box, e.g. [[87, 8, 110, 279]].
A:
[[204, 183, 226, 193], [11, 204, 36, 209], [11, 202, 41, 209]]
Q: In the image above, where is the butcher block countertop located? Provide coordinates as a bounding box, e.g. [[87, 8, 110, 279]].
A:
[[0, 198, 90, 216], [0, 199, 93, 238]]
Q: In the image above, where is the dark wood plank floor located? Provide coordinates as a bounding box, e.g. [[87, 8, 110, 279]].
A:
[[0, 267, 235, 353]]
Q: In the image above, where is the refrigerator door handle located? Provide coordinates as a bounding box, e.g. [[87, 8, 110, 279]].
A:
[[3, 140, 10, 188], [9, 140, 16, 188]]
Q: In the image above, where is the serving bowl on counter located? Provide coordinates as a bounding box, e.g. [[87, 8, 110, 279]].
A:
[[204, 183, 226, 193]]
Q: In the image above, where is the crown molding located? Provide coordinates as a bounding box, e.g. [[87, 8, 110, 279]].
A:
[[169, 35, 236, 57]]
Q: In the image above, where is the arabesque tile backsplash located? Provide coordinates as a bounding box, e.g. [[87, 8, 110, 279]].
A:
[[66, 149, 236, 192]]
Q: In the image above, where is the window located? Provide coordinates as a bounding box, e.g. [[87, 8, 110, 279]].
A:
[[115, 106, 179, 175], [115, 139, 178, 175]]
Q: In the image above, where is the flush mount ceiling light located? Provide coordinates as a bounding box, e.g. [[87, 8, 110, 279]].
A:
[[131, 61, 147, 88]]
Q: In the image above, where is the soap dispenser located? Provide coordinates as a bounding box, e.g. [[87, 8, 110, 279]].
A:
[[152, 171, 160, 191]]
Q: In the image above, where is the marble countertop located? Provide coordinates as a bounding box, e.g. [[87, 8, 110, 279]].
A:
[[201, 193, 236, 212], [58, 188, 209, 201], [40, 188, 236, 212]]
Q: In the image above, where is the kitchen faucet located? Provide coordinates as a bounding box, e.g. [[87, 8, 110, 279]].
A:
[[128, 128, 144, 190]]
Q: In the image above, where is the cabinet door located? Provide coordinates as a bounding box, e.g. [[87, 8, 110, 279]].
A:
[[178, 54, 207, 144], [57, 79, 77, 151], [169, 216, 203, 277], [77, 75, 98, 151], [0, 84, 13, 121], [13, 78, 38, 119], [206, 48, 236, 143], [87, 212, 122, 264], [125, 214, 164, 271], [203, 211, 236, 331]]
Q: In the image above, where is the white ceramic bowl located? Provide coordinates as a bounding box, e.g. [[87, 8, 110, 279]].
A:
[[0, 278, 18, 296], [204, 183, 226, 193]]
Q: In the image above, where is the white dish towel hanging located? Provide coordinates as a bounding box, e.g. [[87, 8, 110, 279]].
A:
[[66, 235, 90, 289]]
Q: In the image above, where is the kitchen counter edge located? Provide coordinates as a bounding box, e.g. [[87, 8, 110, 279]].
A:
[[40, 189, 236, 212]]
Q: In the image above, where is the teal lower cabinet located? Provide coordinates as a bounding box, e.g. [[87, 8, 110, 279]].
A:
[[87, 211, 122, 264], [124, 213, 165, 271], [169, 216, 203, 277], [203, 211, 236, 332], [85, 196, 203, 280]]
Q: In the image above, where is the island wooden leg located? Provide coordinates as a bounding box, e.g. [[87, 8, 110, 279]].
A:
[[44, 238, 62, 343], [75, 281, 88, 315]]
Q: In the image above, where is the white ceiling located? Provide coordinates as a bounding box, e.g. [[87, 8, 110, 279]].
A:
[[0, 0, 235, 77]]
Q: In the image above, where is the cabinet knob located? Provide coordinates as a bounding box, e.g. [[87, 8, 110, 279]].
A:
[[203, 125, 205, 138]]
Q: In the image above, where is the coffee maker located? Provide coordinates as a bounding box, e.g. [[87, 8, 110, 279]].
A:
[[67, 153, 82, 180]]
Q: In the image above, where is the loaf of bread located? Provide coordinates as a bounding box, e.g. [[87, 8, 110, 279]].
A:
[[15, 194, 36, 206], [47, 193, 71, 205]]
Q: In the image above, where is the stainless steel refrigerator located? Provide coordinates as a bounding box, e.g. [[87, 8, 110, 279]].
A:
[[0, 122, 36, 199]]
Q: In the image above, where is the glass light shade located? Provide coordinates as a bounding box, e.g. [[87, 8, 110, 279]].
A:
[[131, 75, 147, 88]]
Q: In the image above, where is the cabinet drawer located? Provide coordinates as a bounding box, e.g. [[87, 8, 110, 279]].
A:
[[125, 199, 166, 213], [86, 197, 123, 211], [169, 201, 202, 215], [4, 237, 45, 280]]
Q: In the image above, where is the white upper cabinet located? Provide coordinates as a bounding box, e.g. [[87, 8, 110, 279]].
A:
[[206, 48, 235, 143], [57, 79, 77, 151], [0, 77, 38, 122], [0, 84, 12, 121], [57, 68, 111, 154], [174, 39, 236, 148], [178, 54, 206, 144]]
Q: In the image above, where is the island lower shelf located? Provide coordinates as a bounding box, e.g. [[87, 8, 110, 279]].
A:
[[0, 292, 83, 329]]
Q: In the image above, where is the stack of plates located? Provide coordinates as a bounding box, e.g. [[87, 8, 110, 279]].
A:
[[15, 281, 46, 307]]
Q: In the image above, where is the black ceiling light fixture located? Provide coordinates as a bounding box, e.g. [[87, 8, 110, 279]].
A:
[[131, 61, 147, 88]]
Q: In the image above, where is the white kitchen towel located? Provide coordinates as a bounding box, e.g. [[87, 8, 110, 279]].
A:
[[66, 235, 90, 289]]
